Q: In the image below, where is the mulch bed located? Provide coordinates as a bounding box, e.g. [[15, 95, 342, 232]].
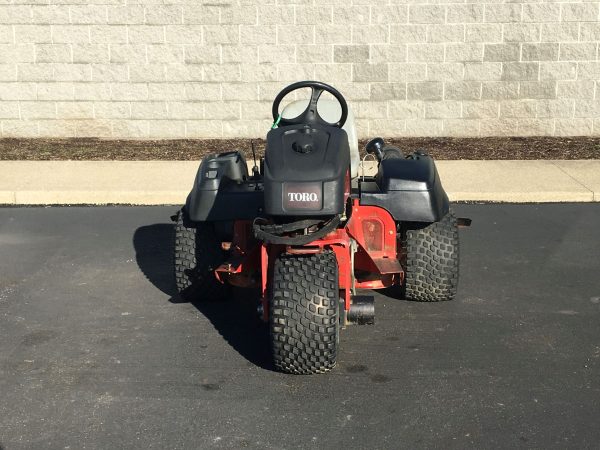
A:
[[0, 137, 599, 160]]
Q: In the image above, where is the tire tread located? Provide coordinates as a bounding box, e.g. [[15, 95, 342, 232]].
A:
[[270, 251, 339, 374], [403, 211, 459, 302], [173, 209, 227, 301]]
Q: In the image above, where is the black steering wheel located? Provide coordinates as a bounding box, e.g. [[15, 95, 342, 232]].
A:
[[272, 81, 348, 128]]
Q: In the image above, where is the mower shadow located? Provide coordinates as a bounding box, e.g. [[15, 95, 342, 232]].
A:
[[133, 223, 272, 371]]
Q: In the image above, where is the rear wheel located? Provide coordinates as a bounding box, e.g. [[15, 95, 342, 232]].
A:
[[270, 251, 339, 374], [402, 211, 459, 302], [173, 209, 228, 301]]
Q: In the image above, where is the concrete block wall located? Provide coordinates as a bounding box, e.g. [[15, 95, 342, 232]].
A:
[[1, 1, 600, 139]]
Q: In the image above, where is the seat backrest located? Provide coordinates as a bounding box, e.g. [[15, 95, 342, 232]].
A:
[[281, 99, 360, 179]]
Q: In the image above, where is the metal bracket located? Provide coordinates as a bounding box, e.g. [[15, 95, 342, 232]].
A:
[[360, 153, 378, 182]]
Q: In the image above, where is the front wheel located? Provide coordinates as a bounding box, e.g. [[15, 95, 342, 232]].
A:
[[173, 209, 228, 301], [270, 251, 339, 374], [402, 211, 459, 302]]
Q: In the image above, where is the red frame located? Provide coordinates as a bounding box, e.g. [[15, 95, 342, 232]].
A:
[[214, 199, 404, 320]]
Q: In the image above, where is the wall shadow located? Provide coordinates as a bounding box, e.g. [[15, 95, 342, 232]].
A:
[[133, 223, 272, 371]]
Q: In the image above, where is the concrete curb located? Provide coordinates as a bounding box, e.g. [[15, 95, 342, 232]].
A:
[[0, 160, 599, 205]]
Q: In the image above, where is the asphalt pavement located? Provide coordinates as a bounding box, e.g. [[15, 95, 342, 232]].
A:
[[0, 204, 599, 449]]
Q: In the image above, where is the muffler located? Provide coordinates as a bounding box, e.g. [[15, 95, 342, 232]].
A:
[[347, 295, 375, 325]]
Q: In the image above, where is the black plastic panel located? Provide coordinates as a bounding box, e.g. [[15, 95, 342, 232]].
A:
[[360, 153, 449, 223], [186, 152, 264, 222], [263, 124, 350, 216]]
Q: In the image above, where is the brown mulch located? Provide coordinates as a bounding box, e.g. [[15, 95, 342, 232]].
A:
[[0, 137, 599, 160]]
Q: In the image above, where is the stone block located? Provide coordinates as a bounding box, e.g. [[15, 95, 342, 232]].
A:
[[334, 45, 369, 64], [464, 63, 502, 81], [444, 81, 481, 100], [484, 4, 521, 23], [145, 6, 183, 25], [447, 4, 483, 24], [56, 102, 94, 119], [446, 43, 483, 62], [390, 24, 426, 44], [427, 63, 464, 81], [370, 45, 406, 64], [522, 43, 559, 62], [406, 82, 443, 101], [555, 119, 593, 136], [561, 3, 599, 22], [425, 101, 461, 119], [353, 63, 388, 82], [519, 81, 557, 100], [501, 62, 539, 81], [463, 101, 499, 119], [427, 25, 464, 43], [465, 24, 502, 43], [407, 44, 444, 63], [409, 5, 445, 24], [522, 4, 560, 23], [503, 24, 540, 43], [559, 43, 598, 61], [389, 63, 426, 82], [20, 101, 56, 119]]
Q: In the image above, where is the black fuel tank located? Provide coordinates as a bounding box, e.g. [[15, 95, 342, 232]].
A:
[[263, 124, 350, 216], [185, 151, 264, 222], [360, 153, 450, 222]]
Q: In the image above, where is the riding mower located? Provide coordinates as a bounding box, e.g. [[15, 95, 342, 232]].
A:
[[173, 81, 463, 375]]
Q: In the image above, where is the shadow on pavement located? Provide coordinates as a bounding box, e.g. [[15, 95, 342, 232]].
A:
[[133, 223, 272, 371], [133, 223, 177, 298]]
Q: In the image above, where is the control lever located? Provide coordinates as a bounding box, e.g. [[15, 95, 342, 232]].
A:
[[365, 137, 404, 162], [365, 137, 385, 162], [251, 140, 260, 177]]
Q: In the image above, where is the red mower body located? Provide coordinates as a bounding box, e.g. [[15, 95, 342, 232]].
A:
[[214, 199, 403, 324]]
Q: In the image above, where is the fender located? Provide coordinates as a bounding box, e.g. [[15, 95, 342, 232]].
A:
[[185, 151, 264, 222], [359, 153, 450, 223]]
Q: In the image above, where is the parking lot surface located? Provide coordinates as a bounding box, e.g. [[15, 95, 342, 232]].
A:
[[0, 204, 599, 449]]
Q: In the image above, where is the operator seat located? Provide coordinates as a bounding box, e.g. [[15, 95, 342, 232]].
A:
[[281, 99, 360, 179]]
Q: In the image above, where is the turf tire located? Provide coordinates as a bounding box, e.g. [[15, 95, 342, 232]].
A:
[[402, 211, 459, 302], [173, 208, 228, 301], [270, 251, 339, 375]]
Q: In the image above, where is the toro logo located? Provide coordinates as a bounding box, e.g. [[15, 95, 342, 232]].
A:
[[287, 192, 318, 202], [283, 183, 322, 210]]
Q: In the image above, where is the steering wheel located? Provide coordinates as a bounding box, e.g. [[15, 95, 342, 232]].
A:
[[272, 81, 348, 128]]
